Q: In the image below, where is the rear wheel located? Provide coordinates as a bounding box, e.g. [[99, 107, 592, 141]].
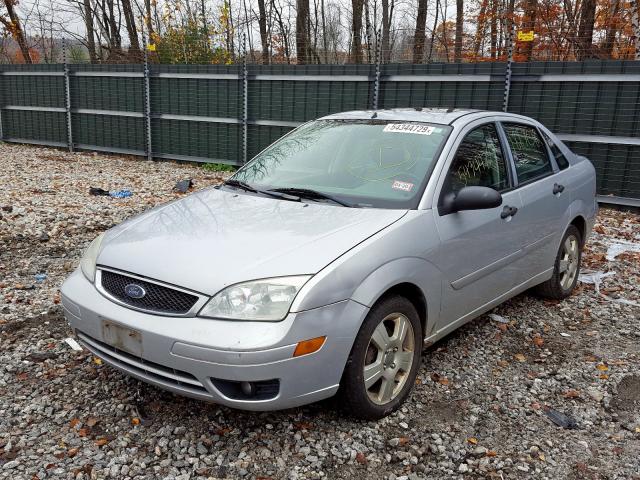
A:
[[536, 225, 582, 299], [339, 295, 422, 420]]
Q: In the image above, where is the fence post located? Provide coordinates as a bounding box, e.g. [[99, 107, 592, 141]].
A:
[[372, 29, 382, 110], [143, 33, 153, 162], [502, 22, 516, 113], [242, 35, 248, 164], [63, 39, 74, 152]]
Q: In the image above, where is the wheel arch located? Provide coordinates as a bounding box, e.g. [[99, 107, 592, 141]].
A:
[[569, 215, 587, 246], [350, 257, 442, 340]]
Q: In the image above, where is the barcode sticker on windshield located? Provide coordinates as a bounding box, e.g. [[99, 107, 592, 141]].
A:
[[383, 124, 435, 135]]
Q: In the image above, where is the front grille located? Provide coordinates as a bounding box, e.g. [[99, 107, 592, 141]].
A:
[[100, 270, 199, 315]]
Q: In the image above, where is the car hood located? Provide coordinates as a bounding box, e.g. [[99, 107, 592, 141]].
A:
[[97, 187, 407, 295]]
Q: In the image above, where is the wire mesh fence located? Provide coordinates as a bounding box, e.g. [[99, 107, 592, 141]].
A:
[[0, 55, 638, 204]]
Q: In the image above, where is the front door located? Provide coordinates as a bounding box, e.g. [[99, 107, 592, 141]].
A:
[[432, 122, 528, 329]]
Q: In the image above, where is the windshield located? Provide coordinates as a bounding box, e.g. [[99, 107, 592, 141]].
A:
[[231, 119, 451, 208]]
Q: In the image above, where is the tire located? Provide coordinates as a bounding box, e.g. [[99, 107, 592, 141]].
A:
[[339, 295, 422, 420], [535, 225, 582, 300]]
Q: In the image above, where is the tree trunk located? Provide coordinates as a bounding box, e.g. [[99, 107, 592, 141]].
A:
[[320, 0, 328, 62], [520, 0, 537, 61], [413, 0, 428, 63], [120, 0, 140, 58], [381, 0, 391, 62], [454, 0, 463, 62], [472, 0, 488, 58], [489, 0, 497, 58], [296, 0, 310, 64], [257, 0, 269, 64], [350, 0, 364, 63], [83, 0, 97, 63], [631, 0, 639, 60], [427, 0, 439, 62], [1, 0, 32, 63], [576, 0, 596, 60], [601, 0, 619, 58]]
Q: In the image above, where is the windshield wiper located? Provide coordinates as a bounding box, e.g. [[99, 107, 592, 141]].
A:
[[224, 179, 300, 201], [268, 187, 355, 207]]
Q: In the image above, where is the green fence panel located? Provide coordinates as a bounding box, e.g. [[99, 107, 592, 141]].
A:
[[2, 109, 67, 144]]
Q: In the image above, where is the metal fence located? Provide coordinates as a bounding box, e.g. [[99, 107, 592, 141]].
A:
[[0, 60, 639, 205]]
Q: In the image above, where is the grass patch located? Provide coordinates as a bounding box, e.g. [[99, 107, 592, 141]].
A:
[[202, 162, 237, 173]]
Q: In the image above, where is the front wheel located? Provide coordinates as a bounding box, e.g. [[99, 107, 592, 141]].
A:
[[536, 225, 582, 299], [339, 295, 422, 420]]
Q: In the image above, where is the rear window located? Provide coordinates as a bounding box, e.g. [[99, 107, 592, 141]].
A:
[[542, 132, 570, 170], [503, 123, 553, 184]]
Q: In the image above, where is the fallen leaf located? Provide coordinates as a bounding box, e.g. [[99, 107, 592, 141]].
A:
[[438, 377, 450, 386], [16, 372, 28, 381], [398, 437, 410, 446], [514, 354, 526, 363], [486, 450, 497, 457], [563, 390, 581, 399], [539, 453, 546, 461], [69, 418, 80, 428], [599, 374, 609, 380], [532, 335, 544, 347], [67, 448, 79, 458], [94, 438, 108, 446], [93, 357, 102, 365], [78, 428, 89, 437], [596, 364, 609, 371], [355, 452, 367, 464], [131, 417, 140, 426], [497, 360, 509, 368], [86, 417, 98, 427], [467, 437, 478, 445]]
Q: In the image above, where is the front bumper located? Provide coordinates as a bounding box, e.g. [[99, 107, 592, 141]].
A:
[[60, 269, 369, 411]]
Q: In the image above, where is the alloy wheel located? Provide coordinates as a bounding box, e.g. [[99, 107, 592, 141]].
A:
[[559, 234, 579, 290], [363, 312, 415, 405]]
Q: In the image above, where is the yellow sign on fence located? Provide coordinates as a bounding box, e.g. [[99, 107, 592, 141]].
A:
[[517, 31, 534, 42], [147, 43, 156, 52]]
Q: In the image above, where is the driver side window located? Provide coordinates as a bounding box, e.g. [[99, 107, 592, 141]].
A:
[[445, 124, 510, 195]]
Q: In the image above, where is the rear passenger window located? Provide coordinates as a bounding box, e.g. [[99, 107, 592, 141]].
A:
[[542, 132, 570, 170], [503, 123, 553, 183], [445, 123, 510, 194]]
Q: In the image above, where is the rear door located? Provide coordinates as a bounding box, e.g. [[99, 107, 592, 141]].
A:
[[499, 122, 572, 279], [432, 121, 527, 327]]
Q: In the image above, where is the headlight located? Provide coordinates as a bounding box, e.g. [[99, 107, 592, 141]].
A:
[[80, 233, 105, 283], [199, 276, 311, 321]]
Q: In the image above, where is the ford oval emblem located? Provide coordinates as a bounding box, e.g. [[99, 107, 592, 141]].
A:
[[124, 283, 146, 299]]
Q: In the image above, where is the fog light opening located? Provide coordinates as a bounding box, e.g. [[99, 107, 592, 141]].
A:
[[293, 336, 326, 357], [240, 381, 254, 397]]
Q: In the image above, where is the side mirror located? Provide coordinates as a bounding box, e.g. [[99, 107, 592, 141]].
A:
[[440, 186, 503, 215]]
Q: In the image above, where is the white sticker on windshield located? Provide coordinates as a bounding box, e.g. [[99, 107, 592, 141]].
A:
[[383, 123, 435, 135], [392, 180, 414, 192]]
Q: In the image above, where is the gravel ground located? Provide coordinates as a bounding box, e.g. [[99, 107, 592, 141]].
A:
[[1, 142, 639, 480]]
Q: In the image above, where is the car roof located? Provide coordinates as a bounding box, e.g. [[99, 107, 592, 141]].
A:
[[319, 108, 530, 126], [320, 108, 481, 125]]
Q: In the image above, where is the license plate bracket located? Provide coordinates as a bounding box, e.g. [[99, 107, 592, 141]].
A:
[[101, 320, 143, 356]]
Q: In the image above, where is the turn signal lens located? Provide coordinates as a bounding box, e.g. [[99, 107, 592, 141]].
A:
[[293, 336, 326, 357]]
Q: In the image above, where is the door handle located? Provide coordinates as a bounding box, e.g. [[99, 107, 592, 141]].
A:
[[553, 183, 565, 194], [500, 205, 518, 219]]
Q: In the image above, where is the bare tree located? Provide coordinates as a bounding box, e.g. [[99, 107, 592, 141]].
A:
[[413, 0, 427, 62], [350, 0, 364, 63], [296, 0, 310, 63], [120, 0, 140, 57], [454, 0, 463, 61], [380, 0, 392, 62], [257, 0, 269, 63], [576, 0, 596, 59], [1, 0, 32, 62], [520, 0, 537, 60], [83, 0, 97, 62], [601, 0, 620, 58], [426, 0, 439, 62]]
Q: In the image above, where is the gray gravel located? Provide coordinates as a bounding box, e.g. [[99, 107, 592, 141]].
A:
[[1, 142, 639, 479]]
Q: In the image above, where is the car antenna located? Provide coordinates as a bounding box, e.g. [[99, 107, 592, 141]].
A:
[[371, 111, 377, 119]]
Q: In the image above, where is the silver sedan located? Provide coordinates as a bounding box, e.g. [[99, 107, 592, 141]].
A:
[[61, 109, 597, 419]]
